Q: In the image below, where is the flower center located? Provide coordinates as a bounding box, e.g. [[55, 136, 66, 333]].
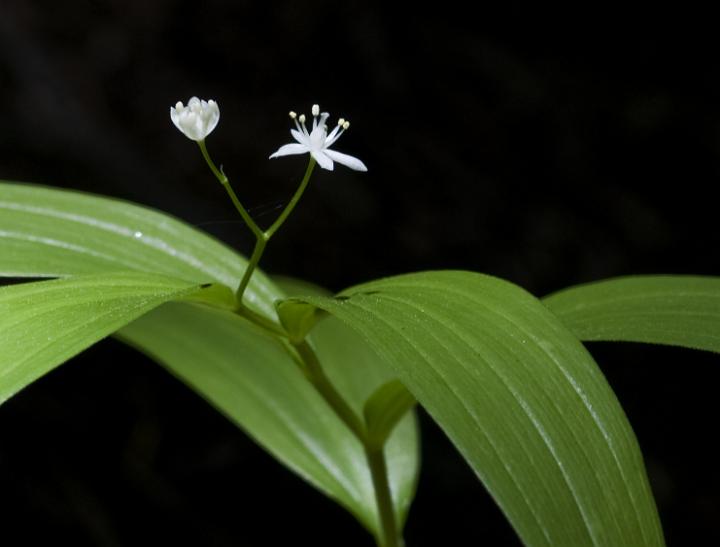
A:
[[309, 111, 330, 150]]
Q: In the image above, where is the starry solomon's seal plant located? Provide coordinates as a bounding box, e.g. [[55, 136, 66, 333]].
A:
[[1, 96, 718, 547]]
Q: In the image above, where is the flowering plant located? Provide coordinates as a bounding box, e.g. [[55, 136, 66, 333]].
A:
[[0, 97, 717, 547]]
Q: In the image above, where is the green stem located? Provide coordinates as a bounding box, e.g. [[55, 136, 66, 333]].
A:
[[194, 146, 400, 544], [236, 304, 287, 338], [266, 158, 316, 239], [294, 340, 365, 439], [240, 321, 403, 547], [198, 145, 316, 305], [366, 446, 402, 547], [292, 340, 402, 547], [234, 159, 314, 303], [235, 234, 268, 304], [197, 140, 264, 240]]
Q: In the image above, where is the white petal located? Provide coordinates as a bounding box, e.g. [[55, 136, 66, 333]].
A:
[[325, 124, 341, 145], [324, 149, 367, 171], [204, 103, 220, 136], [170, 106, 181, 128], [311, 150, 334, 170], [269, 143, 309, 159], [170, 97, 219, 141], [291, 128, 308, 145]]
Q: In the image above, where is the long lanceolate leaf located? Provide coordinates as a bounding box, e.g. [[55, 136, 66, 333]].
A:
[[0, 182, 419, 538], [0, 183, 419, 532], [0, 181, 280, 317], [543, 275, 720, 353], [0, 272, 202, 403], [290, 271, 664, 546]]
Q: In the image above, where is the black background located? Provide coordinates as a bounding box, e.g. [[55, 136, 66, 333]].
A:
[[1, 2, 719, 545]]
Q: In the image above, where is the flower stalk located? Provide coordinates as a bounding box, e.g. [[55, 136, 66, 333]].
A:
[[292, 339, 402, 547], [198, 138, 317, 305], [172, 99, 401, 546]]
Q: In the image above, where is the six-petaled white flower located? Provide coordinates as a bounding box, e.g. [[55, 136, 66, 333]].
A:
[[170, 97, 220, 141], [269, 104, 367, 171]]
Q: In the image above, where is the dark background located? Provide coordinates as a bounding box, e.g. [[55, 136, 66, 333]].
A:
[[1, 2, 719, 545]]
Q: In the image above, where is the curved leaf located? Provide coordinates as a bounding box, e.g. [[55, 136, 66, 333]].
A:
[[363, 380, 416, 449], [0, 183, 419, 537], [273, 276, 420, 528], [0, 271, 201, 403], [543, 275, 720, 353], [117, 300, 417, 538], [286, 271, 664, 546], [0, 181, 280, 318]]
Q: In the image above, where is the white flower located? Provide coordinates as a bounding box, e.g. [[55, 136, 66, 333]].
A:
[[170, 97, 219, 141], [269, 104, 367, 171]]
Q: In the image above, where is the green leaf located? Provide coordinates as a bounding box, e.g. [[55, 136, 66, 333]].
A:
[[0, 183, 420, 535], [0, 181, 281, 318], [274, 276, 420, 528], [117, 300, 412, 538], [0, 271, 201, 403], [363, 380, 417, 449], [288, 271, 664, 547], [277, 298, 324, 343], [543, 275, 720, 353]]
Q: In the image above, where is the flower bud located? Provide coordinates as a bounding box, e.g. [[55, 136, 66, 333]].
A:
[[170, 97, 219, 141]]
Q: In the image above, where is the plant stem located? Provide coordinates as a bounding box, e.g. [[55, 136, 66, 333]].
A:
[[236, 304, 287, 338], [198, 142, 316, 304], [266, 158, 316, 239], [366, 446, 402, 547], [293, 340, 402, 547], [197, 140, 264, 240], [235, 234, 268, 304], [242, 318, 404, 547], [235, 159, 315, 303], [294, 340, 365, 439], [196, 145, 401, 544]]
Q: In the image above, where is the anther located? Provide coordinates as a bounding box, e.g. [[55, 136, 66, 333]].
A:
[[342, 121, 350, 130], [299, 114, 306, 123], [337, 118, 345, 126], [312, 104, 320, 116], [289, 111, 297, 119]]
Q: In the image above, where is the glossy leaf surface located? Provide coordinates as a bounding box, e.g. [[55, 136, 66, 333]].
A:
[[118, 297, 419, 536], [287, 271, 664, 546], [0, 181, 279, 317], [543, 275, 720, 353], [363, 380, 417, 449], [0, 271, 200, 403]]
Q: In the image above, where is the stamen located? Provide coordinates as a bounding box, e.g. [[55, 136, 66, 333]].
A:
[[312, 104, 320, 117], [289, 111, 297, 119]]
